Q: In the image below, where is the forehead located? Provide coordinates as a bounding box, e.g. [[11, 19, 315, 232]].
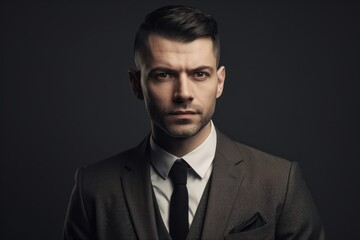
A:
[[146, 34, 217, 68]]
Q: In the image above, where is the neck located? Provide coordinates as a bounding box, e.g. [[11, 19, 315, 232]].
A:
[[152, 122, 212, 157]]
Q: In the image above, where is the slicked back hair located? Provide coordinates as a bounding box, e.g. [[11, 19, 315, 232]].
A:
[[134, 5, 220, 69]]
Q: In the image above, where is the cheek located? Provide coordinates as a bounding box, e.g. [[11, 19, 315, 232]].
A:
[[195, 81, 219, 100], [145, 83, 173, 109]]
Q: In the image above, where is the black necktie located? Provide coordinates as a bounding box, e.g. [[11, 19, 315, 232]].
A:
[[169, 160, 189, 240]]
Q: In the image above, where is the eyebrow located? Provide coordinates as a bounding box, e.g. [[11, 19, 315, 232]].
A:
[[190, 66, 214, 73], [148, 65, 214, 76]]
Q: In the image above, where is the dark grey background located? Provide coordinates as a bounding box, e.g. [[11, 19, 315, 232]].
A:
[[1, 1, 359, 239]]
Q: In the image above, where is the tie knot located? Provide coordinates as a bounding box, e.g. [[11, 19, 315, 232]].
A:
[[169, 160, 188, 185]]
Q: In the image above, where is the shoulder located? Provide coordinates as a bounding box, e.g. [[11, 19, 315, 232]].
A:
[[217, 130, 292, 168], [235, 141, 292, 175], [76, 137, 148, 187], [216, 130, 295, 184]]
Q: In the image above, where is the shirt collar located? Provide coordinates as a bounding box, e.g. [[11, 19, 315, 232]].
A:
[[150, 121, 217, 180]]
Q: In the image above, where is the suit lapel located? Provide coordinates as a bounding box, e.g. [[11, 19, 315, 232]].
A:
[[120, 130, 246, 239], [202, 131, 246, 239], [121, 137, 158, 240]]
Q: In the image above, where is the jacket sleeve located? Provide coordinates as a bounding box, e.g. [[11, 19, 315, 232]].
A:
[[63, 168, 95, 240], [276, 162, 325, 239]]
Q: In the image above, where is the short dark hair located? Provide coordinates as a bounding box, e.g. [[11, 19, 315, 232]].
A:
[[134, 5, 220, 68]]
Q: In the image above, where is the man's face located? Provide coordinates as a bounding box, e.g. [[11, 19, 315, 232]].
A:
[[131, 34, 225, 139]]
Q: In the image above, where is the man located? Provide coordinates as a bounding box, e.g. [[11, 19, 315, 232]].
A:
[[63, 5, 324, 240]]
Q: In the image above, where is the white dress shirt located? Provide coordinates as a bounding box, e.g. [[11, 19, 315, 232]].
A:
[[150, 121, 217, 231]]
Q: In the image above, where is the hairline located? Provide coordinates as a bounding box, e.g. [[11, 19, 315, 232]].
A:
[[134, 33, 220, 70]]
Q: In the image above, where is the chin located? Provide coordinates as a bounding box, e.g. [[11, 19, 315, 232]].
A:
[[164, 124, 203, 138], [168, 130, 198, 138]]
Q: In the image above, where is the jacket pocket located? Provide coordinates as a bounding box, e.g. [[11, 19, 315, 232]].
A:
[[224, 223, 271, 240]]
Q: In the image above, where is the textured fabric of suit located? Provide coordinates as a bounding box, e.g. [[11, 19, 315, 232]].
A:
[[63, 130, 325, 240], [153, 175, 211, 240], [186, 176, 211, 240]]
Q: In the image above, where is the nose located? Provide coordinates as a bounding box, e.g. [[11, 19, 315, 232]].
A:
[[173, 74, 194, 103]]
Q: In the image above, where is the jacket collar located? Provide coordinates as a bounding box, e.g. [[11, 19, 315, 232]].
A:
[[201, 130, 246, 239], [122, 136, 159, 240], [121, 130, 246, 239]]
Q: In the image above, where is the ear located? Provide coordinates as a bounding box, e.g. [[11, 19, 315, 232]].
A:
[[128, 69, 144, 100], [216, 66, 226, 98]]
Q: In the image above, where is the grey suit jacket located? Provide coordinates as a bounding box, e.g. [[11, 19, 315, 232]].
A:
[[63, 131, 324, 240]]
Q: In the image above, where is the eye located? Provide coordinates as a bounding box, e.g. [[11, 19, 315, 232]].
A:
[[193, 71, 209, 80], [154, 72, 174, 81]]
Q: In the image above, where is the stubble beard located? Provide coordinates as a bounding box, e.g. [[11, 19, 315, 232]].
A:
[[152, 102, 216, 139]]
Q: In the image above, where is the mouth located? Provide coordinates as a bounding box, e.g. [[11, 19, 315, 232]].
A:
[[167, 110, 198, 119], [169, 110, 197, 115]]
